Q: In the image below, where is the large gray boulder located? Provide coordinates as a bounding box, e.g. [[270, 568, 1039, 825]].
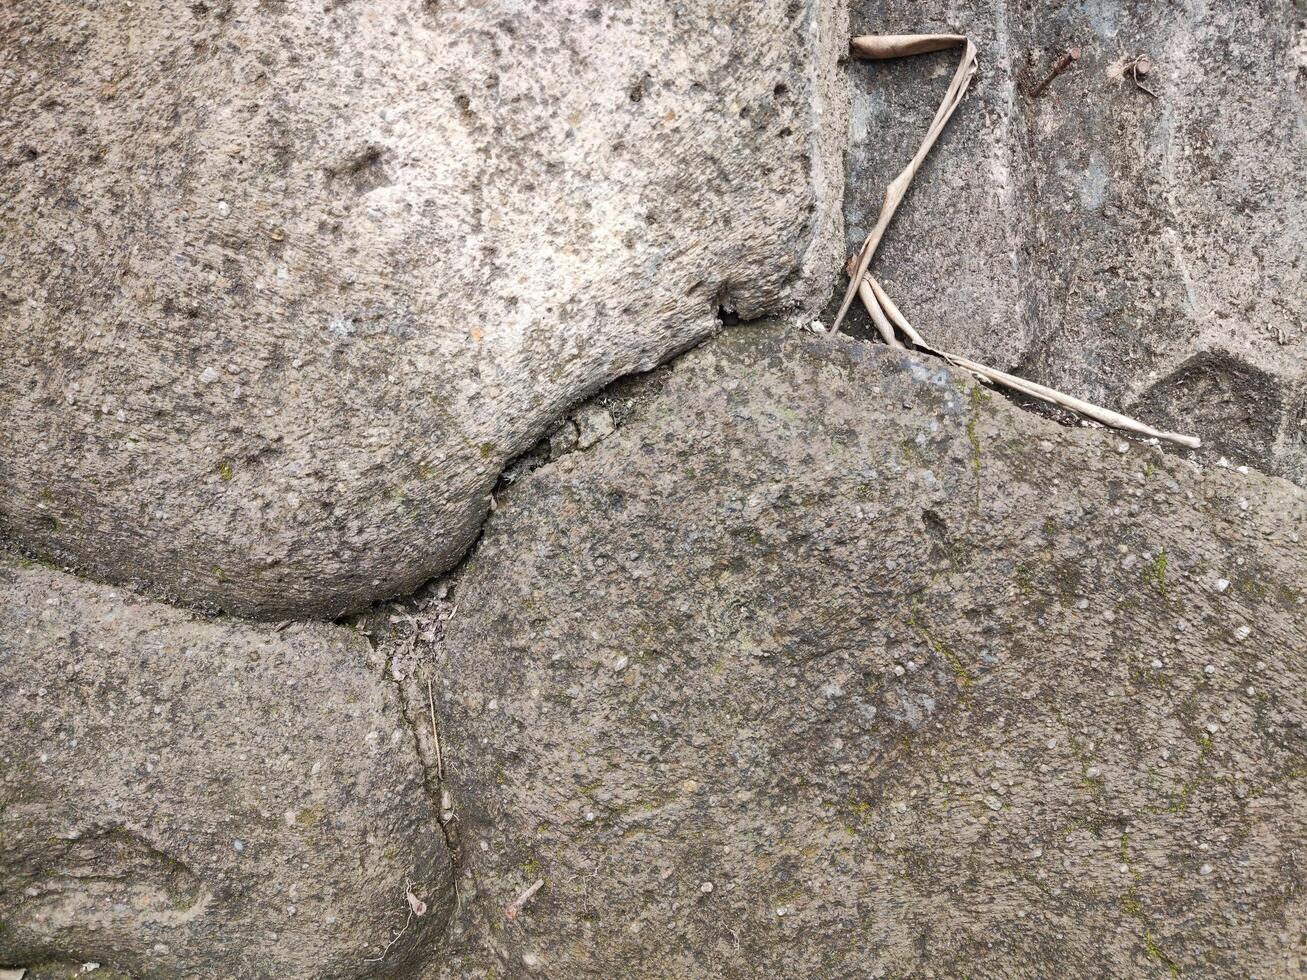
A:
[[0, 558, 453, 978], [843, 0, 1306, 482], [0, 0, 846, 619], [433, 325, 1307, 977]]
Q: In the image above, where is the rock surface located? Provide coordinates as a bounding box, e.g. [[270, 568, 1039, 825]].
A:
[[0, 0, 846, 619], [841, 0, 1306, 483], [435, 325, 1307, 977], [0, 558, 453, 978]]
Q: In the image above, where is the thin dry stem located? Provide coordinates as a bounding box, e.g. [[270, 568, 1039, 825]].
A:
[[858, 277, 905, 349], [866, 275, 925, 347], [853, 272, 1200, 448], [427, 678, 444, 783], [833, 35, 977, 332], [834, 34, 1200, 450]]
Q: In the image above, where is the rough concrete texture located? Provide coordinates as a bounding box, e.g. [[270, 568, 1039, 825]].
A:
[[0, 0, 847, 619], [0, 558, 453, 978], [841, 0, 1306, 483], [434, 325, 1307, 977]]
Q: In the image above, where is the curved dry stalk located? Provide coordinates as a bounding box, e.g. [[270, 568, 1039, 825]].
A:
[[853, 272, 1201, 449], [866, 275, 925, 347], [832, 34, 977, 333], [833, 34, 1200, 450], [857, 277, 905, 349]]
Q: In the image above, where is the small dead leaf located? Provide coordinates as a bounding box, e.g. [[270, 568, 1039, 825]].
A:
[[406, 889, 428, 917]]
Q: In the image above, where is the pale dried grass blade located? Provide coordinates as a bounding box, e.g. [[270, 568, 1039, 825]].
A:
[[837, 35, 1199, 449], [866, 275, 926, 347], [852, 273, 1200, 448], [857, 277, 905, 349], [932, 348, 1202, 449], [850, 34, 968, 59], [832, 35, 977, 333]]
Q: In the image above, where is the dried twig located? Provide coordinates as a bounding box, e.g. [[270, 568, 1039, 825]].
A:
[[365, 909, 412, 963], [833, 33, 1200, 450], [1126, 54, 1158, 98], [505, 878, 544, 920], [1030, 46, 1081, 98]]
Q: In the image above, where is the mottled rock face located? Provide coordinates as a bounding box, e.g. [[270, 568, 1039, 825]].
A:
[[0, 559, 453, 978], [841, 0, 1306, 482], [435, 326, 1307, 977], [0, 0, 846, 618]]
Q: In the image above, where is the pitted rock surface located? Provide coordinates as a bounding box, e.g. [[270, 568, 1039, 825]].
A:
[[0, 0, 846, 618], [842, 0, 1306, 483], [0, 558, 453, 978], [435, 325, 1307, 977]]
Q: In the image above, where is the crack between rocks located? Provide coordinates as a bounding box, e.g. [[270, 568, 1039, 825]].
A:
[[370, 620, 470, 962]]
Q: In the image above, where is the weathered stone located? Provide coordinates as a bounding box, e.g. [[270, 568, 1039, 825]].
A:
[[841, 0, 1306, 482], [0, 558, 453, 978], [434, 325, 1307, 976], [0, 0, 847, 619]]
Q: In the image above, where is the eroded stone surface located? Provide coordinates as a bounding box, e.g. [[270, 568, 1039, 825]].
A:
[[0, 0, 846, 618], [434, 325, 1307, 977], [841, 0, 1306, 482], [0, 558, 453, 978]]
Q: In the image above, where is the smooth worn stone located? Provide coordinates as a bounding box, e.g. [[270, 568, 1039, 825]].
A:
[[0, 558, 454, 978], [434, 324, 1307, 977], [841, 0, 1306, 483], [0, 0, 847, 619]]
